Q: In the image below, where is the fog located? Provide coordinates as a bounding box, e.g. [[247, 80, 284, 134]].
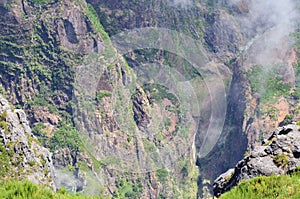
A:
[[238, 0, 297, 36], [166, 0, 193, 7], [227, 0, 299, 68]]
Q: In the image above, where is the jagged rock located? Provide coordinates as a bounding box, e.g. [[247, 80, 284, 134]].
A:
[[213, 124, 300, 197], [0, 96, 55, 189], [53, 148, 75, 168], [204, 10, 243, 56], [132, 86, 152, 131]]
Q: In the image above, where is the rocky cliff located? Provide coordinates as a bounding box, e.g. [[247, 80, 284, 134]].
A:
[[0, 0, 299, 198], [214, 124, 300, 197], [0, 95, 55, 189]]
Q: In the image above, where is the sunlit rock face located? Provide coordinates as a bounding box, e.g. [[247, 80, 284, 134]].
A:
[[214, 124, 300, 197]]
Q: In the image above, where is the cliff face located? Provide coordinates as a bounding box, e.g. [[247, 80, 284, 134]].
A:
[[0, 96, 55, 189], [1, 0, 199, 197], [213, 124, 300, 197], [0, 0, 299, 198]]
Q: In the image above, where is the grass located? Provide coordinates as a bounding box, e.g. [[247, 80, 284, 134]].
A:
[[220, 172, 300, 199], [156, 168, 169, 183], [86, 4, 109, 41], [0, 180, 106, 199]]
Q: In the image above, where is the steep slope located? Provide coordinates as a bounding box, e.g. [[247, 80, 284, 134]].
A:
[[0, 0, 199, 198], [197, 0, 299, 196], [0, 95, 55, 189], [1, 0, 300, 198]]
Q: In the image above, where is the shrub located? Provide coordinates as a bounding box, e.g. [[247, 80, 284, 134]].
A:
[[156, 168, 169, 183], [0, 111, 8, 133], [86, 4, 109, 40], [0, 142, 10, 178], [247, 65, 291, 104], [0, 110, 7, 121], [114, 178, 143, 199], [96, 90, 112, 102], [50, 124, 81, 152], [32, 122, 49, 146], [273, 154, 289, 168], [0, 180, 105, 198], [0, 121, 9, 133], [28, 160, 37, 167], [220, 173, 300, 199], [281, 114, 294, 126]]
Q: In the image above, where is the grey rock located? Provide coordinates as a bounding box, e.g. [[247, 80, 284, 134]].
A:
[[213, 124, 300, 197], [0, 96, 55, 190]]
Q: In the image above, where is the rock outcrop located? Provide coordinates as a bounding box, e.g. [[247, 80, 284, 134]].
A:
[[132, 86, 152, 131], [0, 96, 55, 189], [213, 124, 300, 197]]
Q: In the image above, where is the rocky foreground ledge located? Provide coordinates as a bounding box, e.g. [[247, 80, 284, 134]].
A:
[[213, 124, 300, 197], [0, 96, 55, 189]]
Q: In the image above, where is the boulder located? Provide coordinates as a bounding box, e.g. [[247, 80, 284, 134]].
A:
[[213, 124, 300, 197]]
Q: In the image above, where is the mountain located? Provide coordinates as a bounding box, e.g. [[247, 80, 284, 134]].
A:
[[0, 0, 299, 198]]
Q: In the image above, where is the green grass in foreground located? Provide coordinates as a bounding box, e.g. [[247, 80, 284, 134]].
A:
[[0, 180, 105, 199], [220, 172, 300, 199]]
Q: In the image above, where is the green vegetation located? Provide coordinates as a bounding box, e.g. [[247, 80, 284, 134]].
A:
[[143, 83, 179, 106], [96, 90, 112, 103], [0, 110, 8, 133], [265, 107, 278, 121], [0, 142, 10, 178], [281, 114, 294, 126], [247, 65, 291, 104], [290, 32, 300, 101], [113, 178, 143, 199], [293, 32, 300, 50], [86, 4, 109, 41], [262, 137, 275, 146], [156, 168, 169, 183], [220, 172, 300, 199], [142, 138, 156, 153], [30, 0, 53, 6], [273, 154, 289, 168], [32, 122, 49, 146], [292, 61, 300, 101], [50, 123, 81, 152], [0, 180, 105, 199]]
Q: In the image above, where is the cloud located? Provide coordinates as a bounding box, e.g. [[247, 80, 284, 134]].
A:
[[166, 0, 193, 7], [229, 0, 298, 36], [227, 0, 299, 68]]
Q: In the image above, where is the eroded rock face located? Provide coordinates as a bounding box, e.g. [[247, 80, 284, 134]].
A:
[[204, 10, 243, 56], [213, 124, 300, 197], [0, 96, 55, 189], [132, 86, 152, 131]]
